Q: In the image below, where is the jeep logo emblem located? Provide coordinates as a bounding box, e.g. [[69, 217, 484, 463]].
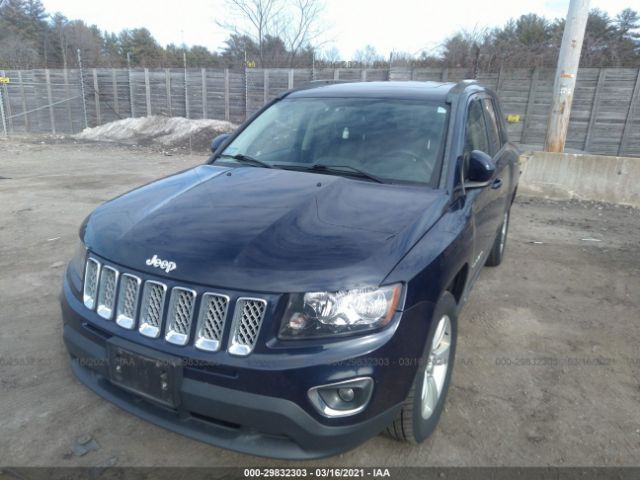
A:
[[145, 254, 177, 273]]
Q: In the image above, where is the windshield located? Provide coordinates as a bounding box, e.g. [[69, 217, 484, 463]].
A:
[[216, 97, 449, 185]]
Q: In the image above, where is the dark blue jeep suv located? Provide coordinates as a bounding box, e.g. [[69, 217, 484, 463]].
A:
[[60, 80, 520, 459]]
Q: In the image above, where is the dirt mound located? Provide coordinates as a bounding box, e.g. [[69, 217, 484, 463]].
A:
[[74, 116, 237, 152]]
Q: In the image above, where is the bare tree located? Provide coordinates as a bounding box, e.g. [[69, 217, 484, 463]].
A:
[[279, 0, 325, 66], [354, 44, 383, 66], [220, 0, 282, 67], [219, 0, 325, 67], [318, 45, 340, 64]]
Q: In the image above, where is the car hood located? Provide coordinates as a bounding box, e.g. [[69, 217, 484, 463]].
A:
[[84, 165, 448, 292]]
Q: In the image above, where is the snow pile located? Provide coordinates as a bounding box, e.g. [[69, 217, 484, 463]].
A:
[[75, 116, 237, 152]]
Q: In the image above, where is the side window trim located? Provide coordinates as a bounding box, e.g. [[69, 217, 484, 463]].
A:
[[480, 96, 501, 156], [488, 94, 508, 145]]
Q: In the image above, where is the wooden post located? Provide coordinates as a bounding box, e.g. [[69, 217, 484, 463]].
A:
[[584, 68, 605, 151], [361, 69, 367, 82], [92, 69, 101, 125], [63, 68, 73, 132], [201, 68, 207, 119], [45, 69, 56, 134], [1, 70, 13, 133], [183, 52, 189, 119], [0, 87, 6, 137], [263, 69, 269, 104], [496, 66, 505, 94], [165, 69, 172, 116], [334, 69, 340, 80], [17, 71, 29, 132], [224, 68, 230, 121], [127, 52, 135, 117], [288, 69, 294, 89], [544, 0, 591, 152], [243, 53, 248, 119], [111, 69, 119, 115], [144, 68, 151, 116], [522, 67, 539, 144], [77, 49, 89, 128], [442, 68, 449, 82], [618, 67, 640, 156]]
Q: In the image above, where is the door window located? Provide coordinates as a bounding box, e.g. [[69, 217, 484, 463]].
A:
[[464, 100, 490, 158]]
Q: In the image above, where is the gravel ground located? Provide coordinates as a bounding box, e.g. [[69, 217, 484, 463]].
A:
[[1, 139, 639, 467]]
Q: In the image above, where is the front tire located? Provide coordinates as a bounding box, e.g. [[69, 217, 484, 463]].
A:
[[485, 207, 510, 267], [386, 291, 458, 444]]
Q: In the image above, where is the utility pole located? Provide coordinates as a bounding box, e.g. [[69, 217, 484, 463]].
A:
[[544, 0, 590, 152]]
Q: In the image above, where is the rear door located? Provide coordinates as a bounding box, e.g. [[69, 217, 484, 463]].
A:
[[481, 96, 511, 225]]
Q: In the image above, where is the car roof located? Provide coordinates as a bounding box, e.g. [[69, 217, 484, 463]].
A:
[[285, 81, 478, 102]]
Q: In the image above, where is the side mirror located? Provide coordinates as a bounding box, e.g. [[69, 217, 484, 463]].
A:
[[210, 133, 231, 153], [465, 150, 495, 188]]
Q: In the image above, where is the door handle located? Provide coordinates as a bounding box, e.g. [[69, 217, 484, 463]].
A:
[[491, 178, 503, 189]]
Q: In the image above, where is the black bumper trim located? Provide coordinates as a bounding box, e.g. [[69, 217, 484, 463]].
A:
[[63, 325, 400, 459]]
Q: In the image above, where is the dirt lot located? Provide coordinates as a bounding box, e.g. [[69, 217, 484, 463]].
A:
[[1, 139, 639, 467]]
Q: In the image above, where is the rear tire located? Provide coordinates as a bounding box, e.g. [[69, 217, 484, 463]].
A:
[[485, 207, 510, 267], [385, 291, 458, 444]]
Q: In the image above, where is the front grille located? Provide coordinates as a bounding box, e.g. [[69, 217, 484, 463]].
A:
[[81, 257, 269, 355], [195, 293, 229, 352], [228, 298, 267, 356], [96, 266, 118, 319], [83, 258, 100, 309], [165, 287, 196, 346], [139, 281, 167, 338]]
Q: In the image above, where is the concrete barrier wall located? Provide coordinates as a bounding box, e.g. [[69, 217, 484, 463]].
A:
[[519, 151, 640, 208]]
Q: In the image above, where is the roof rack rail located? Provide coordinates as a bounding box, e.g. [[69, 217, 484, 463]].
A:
[[449, 79, 478, 94], [308, 79, 350, 84], [445, 79, 478, 104], [276, 79, 350, 99]]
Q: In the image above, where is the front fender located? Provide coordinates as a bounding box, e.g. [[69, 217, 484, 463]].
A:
[[383, 202, 474, 309]]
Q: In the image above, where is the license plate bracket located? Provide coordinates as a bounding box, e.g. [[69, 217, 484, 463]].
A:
[[106, 337, 182, 408]]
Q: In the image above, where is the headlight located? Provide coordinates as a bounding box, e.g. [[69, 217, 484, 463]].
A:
[[70, 240, 88, 280], [279, 284, 402, 339]]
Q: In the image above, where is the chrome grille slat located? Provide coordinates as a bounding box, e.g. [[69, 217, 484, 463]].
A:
[[228, 298, 267, 356], [138, 281, 167, 338], [83, 258, 101, 310], [194, 293, 230, 352], [96, 266, 119, 319], [165, 287, 197, 346], [116, 273, 141, 329]]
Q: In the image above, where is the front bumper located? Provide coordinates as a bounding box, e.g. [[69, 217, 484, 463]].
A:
[[64, 325, 401, 459], [61, 267, 435, 459]]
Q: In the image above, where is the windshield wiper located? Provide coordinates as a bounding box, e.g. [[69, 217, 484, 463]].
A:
[[274, 163, 385, 184], [308, 164, 385, 184], [218, 153, 273, 169]]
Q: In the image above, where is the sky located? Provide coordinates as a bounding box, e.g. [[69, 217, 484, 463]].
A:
[[40, 0, 634, 59]]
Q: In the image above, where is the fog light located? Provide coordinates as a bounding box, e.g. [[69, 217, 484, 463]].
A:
[[308, 377, 374, 418], [338, 387, 355, 402]]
